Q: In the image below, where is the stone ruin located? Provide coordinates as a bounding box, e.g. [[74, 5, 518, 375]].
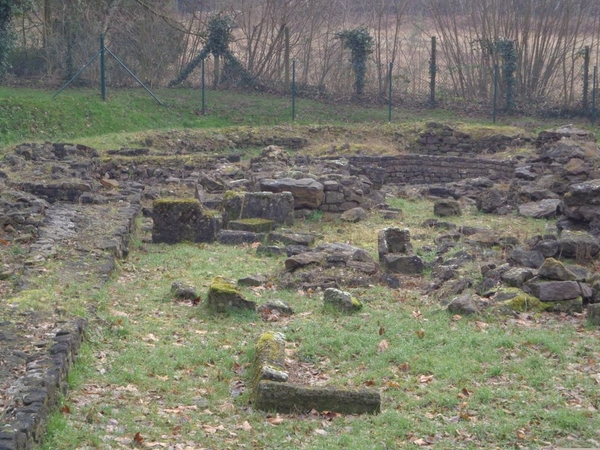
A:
[[3, 124, 600, 447]]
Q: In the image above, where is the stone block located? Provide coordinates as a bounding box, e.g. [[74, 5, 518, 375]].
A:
[[228, 218, 276, 233], [254, 381, 380, 415], [222, 191, 294, 227], [382, 254, 425, 275], [152, 198, 221, 244], [378, 227, 412, 260]]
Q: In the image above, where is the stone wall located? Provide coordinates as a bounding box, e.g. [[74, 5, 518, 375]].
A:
[[413, 123, 526, 156], [348, 154, 515, 188]]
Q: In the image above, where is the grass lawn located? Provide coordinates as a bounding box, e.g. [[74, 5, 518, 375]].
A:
[[37, 199, 600, 450]]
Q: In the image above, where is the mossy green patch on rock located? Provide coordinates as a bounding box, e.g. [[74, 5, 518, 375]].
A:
[[153, 197, 202, 208], [252, 331, 288, 392], [498, 288, 552, 313], [229, 218, 276, 233], [206, 277, 256, 313]]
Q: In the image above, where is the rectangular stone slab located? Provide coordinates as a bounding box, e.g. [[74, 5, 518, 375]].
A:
[[255, 381, 380, 414]]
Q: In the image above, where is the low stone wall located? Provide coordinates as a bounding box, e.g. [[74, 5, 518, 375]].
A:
[[348, 154, 515, 188], [414, 124, 520, 156]]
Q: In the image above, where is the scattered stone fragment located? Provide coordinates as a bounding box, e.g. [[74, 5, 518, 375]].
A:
[[379, 273, 401, 289], [538, 258, 577, 281], [340, 207, 368, 222], [381, 254, 425, 275], [433, 199, 461, 217], [532, 239, 559, 258], [256, 244, 285, 256], [323, 288, 362, 312], [501, 267, 535, 288], [217, 230, 265, 245], [238, 274, 267, 287], [588, 304, 600, 326], [557, 230, 600, 259], [269, 231, 316, 246], [206, 277, 256, 313], [523, 279, 584, 302], [447, 294, 479, 315], [507, 248, 544, 269], [257, 301, 294, 316], [285, 251, 327, 271], [518, 199, 560, 219], [170, 281, 198, 300]]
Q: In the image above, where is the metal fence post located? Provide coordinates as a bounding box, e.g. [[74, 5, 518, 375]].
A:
[[492, 64, 499, 124], [100, 34, 106, 101], [201, 57, 206, 115], [388, 62, 393, 123], [592, 65, 597, 125], [292, 59, 296, 121]]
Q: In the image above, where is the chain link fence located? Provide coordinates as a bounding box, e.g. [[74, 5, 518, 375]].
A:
[[2, 2, 599, 121]]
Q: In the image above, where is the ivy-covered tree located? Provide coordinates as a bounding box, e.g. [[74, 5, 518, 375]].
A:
[[337, 27, 374, 96], [0, 0, 28, 80], [170, 15, 253, 88], [494, 38, 517, 112]]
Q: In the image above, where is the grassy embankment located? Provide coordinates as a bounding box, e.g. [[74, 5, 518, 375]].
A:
[[2, 87, 600, 449]]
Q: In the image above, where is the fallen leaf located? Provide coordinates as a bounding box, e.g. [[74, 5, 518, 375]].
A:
[[386, 381, 401, 389], [475, 321, 489, 331], [314, 429, 328, 436], [398, 362, 411, 372], [412, 310, 423, 319], [378, 326, 385, 335], [133, 432, 144, 445], [364, 379, 376, 387], [251, 242, 261, 249], [266, 415, 284, 425], [451, 314, 462, 321], [458, 387, 471, 399], [202, 424, 225, 434], [239, 421, 252, 431], [143, 333, 159, 342], [419, 374, 434, 383], [60, 405, 71, 414], [413, 437, 431, 446], [377, 339, 390, 353], [0, 238, 9, 246], [415, 329, 425, 339]]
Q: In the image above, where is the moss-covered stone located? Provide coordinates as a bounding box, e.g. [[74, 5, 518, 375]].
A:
[[206, 277, 256, 313], [499, 288, 552, 312], [323, 288, 363, 313], [228, 218, 276, 233], [252, 332, 288, 393]]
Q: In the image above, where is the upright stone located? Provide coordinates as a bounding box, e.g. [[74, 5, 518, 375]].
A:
[[588, 304, 600, 326], [222, 191, 294, 227], [152, 198, 221, 244], [378, 227, 412, 260]]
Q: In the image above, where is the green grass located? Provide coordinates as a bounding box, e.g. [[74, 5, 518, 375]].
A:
[[37, 201, 600, 450], [3, 86, 594, 150]]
